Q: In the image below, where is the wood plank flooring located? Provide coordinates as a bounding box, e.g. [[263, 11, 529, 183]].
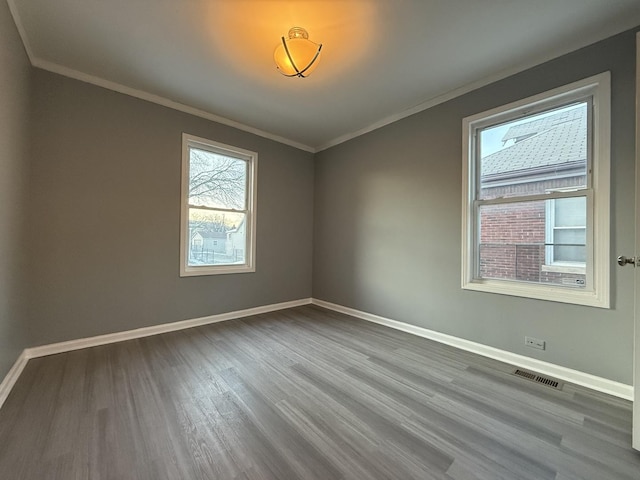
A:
[[0, 305, 638, 479]]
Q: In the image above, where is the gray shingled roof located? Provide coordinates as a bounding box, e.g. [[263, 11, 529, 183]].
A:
[[481, 104, 587, 177]]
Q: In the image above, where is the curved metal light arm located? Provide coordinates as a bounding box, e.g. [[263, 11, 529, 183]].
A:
[[296, 43, 322, 77]]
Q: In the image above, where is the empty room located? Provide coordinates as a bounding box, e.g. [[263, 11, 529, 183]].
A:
[[1, 1, 640, 478]]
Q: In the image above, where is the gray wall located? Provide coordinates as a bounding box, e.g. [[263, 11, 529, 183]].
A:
[[0, 1, 31, 378], [313, 29, 637, 384], [27, 70, 314, 346]]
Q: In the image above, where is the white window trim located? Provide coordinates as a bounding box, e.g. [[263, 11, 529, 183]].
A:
[[461, 72, 610, 308], [180, 133, 258, 277]]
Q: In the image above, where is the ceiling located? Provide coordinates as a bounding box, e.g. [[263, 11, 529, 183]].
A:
[[8, 0, 640, 152]]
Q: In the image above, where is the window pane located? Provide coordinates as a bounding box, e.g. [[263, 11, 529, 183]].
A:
[[553, 229, 586, 263], [188, 147, 247, 210], [187, 208, 246, 267], [478, 201, 585, 288], [479, 103, 587, 200], [554, 196, 585, 227]]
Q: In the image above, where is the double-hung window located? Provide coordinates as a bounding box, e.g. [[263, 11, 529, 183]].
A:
[[180, 134, 257, 276], [461, 73, 610, 307]]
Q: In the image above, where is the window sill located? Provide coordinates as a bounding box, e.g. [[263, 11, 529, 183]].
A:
[[541, 264, 586, 274], [462, 278, 609, 308], [180, 264, 255, 277]]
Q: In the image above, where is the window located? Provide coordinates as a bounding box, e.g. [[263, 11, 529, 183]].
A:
[[461, 73, 610, 307], [180, 134, 257, 276]]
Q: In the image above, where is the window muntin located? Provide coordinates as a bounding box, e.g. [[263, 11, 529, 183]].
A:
[[462, 73, 610, 307], [180, 134, 257, 276]]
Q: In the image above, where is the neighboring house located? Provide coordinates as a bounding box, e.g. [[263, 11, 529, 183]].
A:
[[190, 230, 227, 262], [226, 218, 246, 263], [479, 105, 587, 286]]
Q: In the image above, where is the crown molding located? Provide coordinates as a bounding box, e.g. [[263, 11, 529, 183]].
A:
[[33, 58, 316, 153]]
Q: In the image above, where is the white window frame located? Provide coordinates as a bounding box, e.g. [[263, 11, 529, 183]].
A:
[[180, 133, 257, 277], [461, 72, 610, 308]]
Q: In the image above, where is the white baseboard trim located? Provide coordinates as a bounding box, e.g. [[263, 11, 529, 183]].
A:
[[0, 351, 29, 410], [26, 298, 313, 359], [1, 296, 632, 411], [311, 298, 634, 401], [0, 298, 312, 410]]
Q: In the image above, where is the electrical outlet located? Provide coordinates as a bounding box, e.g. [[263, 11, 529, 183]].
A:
[[525, 336, 545, 350]]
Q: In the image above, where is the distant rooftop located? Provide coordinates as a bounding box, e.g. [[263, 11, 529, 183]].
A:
[[194, 230, 226, 239], [482, 104, 587, 177]]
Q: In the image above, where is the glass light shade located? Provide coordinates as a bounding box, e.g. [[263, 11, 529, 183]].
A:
[[274, 27, 322, 77]]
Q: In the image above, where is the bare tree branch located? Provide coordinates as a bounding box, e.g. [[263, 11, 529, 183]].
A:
[[188, 151, 246, 210]]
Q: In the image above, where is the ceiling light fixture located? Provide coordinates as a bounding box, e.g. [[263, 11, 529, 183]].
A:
[[274, 27, 322, 78]]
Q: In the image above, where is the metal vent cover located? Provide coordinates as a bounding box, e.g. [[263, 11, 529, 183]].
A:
[[513, 369, 562, 389]]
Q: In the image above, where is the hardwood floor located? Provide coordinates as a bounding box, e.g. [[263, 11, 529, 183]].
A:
[[0, 305, 638, 479]]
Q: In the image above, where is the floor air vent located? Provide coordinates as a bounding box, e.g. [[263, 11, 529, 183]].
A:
[[513, 369, 562, 389]]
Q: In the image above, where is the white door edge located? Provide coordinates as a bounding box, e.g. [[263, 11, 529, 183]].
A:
[[633, 31, 639, 452]]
